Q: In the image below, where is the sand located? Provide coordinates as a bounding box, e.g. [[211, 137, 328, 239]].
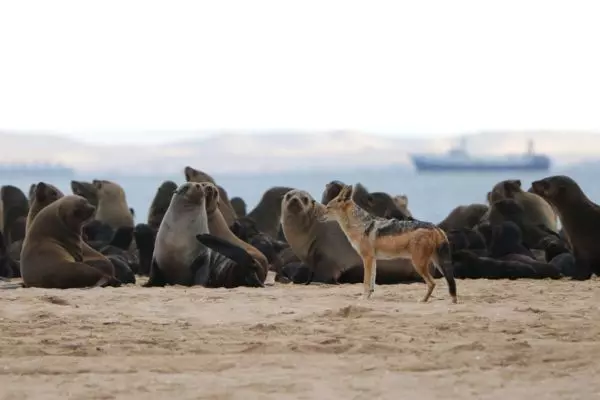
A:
[[1, 275, 600, 400]]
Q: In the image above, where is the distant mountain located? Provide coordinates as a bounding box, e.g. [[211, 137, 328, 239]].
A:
[[0, 130, 599, 175]]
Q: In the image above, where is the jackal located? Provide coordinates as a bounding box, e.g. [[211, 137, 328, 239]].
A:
[[320, 183, 457, 303]]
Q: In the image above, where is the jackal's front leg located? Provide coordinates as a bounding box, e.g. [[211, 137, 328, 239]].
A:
[[361, 255, 376, 299]]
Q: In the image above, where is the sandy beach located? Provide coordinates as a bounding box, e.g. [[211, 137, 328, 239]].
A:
[[1, 275, 600, 400]]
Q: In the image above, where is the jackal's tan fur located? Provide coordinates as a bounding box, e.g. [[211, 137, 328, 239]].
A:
[[320, 184, 457, 303]]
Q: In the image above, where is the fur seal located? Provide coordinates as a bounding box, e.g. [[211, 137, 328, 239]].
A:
[[147, 182, 262, 287], [26, 182, 64, 231], [201, 182, 269, 282], [20, 195, 121, 289], [452, 249, 561, 280], [438, 204, 489, 232], [70, 180, 99, 207], [27, 186, 135, 284], [1, 185, 29, 245], [230, 197, 247, 217], [487, 198, 558, 249], [147, 180, 178, 231], [133, 223, 155, 276], [184, 166, 237, 226], [245, 186, 294, 239], [488, 179, 557, 231], [92, 180, 134, 229], [281, 189, 424, 284], [392, 195, 413, 218], [531, 175, 600, 280]]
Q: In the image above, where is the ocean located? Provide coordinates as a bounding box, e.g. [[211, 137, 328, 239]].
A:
[[3, 167, 596, 225]]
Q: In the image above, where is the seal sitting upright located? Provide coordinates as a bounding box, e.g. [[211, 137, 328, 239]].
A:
[[146, 182, 263, 288], [20, 195, 121, 289]]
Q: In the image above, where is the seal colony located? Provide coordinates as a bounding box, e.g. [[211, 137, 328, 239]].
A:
[[0, 167, 592, 304]]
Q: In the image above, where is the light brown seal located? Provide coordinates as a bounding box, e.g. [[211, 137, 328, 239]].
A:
[[184, 166, 237, 226], [93, 180, 134, 229], [487, 179, 558, 231], [70, 180, 99, 207], [20, 195, 121, 289]]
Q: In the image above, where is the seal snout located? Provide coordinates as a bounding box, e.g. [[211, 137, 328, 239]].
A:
[[530, 179, 548, 197]]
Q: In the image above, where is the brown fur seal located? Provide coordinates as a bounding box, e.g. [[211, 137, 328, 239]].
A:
[[26, 182, 64, 231], [147, 180, 177, 231], [246, 186, 294, 239], [184, 166, 237, 226], [1, 185, 29, 245], [438, 204, 489, 232], [147, 182, 263, 287], [488, 179, 557, 231], [392, 195, 412, 218], [281, 189, 424, 284], [22, 185, 132, 283], [93, 180, 134, 229], [531, 175, 600, 280], [201, 182, 269, 282], [230, 197, 247, 217], [322, 181, 409, 219], [20, 195, 121, 288], [70, 180, 99, 207]]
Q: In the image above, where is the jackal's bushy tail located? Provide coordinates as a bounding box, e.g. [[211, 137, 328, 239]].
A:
[[433, 228, 457, 299]]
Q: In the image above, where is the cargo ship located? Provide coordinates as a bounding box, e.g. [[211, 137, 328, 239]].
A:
[[409, 138, 551, 172], [0, 162, 76, 178]]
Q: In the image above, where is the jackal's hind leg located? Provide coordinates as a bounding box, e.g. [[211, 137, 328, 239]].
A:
[[411, 252, 436, 303]]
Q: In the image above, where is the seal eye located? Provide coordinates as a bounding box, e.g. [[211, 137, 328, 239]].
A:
[[301, 196, 308, 205]]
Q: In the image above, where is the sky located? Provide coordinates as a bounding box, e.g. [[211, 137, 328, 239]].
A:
[[1, 0, 600, 144]]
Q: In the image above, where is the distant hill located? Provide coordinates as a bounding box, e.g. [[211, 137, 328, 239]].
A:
[[0, 130, 599, 175]]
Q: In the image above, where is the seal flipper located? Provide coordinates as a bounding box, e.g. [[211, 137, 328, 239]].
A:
[[189, 252, 211, 286], [108, 226, 134, 250], [144, 258, 167, 287], [196, 234, 265, 288], [196, 234, 256, 267]]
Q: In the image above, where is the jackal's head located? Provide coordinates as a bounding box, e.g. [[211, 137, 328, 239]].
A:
[[321, 184, 354, 221]]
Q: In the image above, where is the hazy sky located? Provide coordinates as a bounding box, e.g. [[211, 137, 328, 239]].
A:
[[1, 0, 599, 144]]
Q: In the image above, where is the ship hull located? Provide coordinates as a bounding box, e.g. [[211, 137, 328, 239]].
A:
[[411, 156, 551, 172]]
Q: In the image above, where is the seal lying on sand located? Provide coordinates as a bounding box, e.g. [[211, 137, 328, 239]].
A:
[[281, 189, 426, 284], [20, 195, 121, 289], [146, 182, 263, 288]]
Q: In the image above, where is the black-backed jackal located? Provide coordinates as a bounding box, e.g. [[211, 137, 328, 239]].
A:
[[320, 184, 457, 303]]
